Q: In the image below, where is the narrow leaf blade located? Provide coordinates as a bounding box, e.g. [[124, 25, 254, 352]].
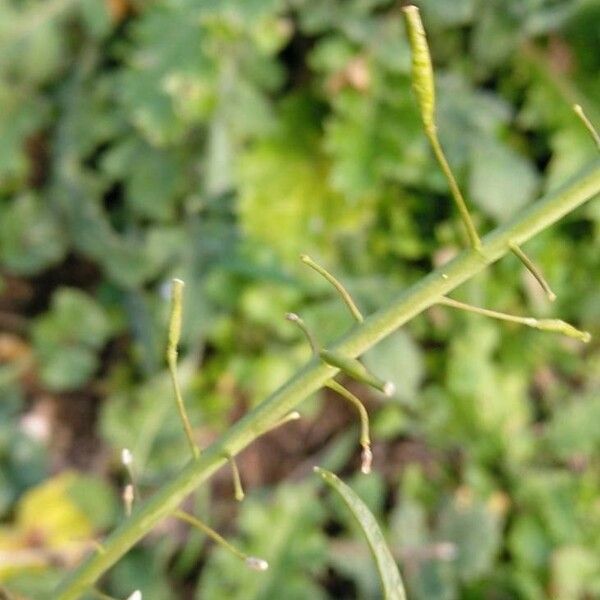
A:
[[315, 467, 407, 600]]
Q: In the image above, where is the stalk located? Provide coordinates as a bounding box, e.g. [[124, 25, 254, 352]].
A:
[[56, 159, 600, 599]]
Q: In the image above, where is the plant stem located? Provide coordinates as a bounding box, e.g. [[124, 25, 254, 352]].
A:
[[300, 255, 364, 323], [326, 380, 372, 473], [174, 510, 246, 561], [509, 242, 556, 301], [426, 128, 481, 249], [574, 104, 600, 150], [226, 454, 245, 502], [56, 159, 600, 600]]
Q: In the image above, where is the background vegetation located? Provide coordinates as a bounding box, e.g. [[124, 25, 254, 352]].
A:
[[0, 0, 599, 598]]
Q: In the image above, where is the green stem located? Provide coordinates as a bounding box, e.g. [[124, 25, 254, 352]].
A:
[[56, 159, 600, 599], [326, 380, 372, 474], [438, 297, 590, 342], [574, 104, 600, 151], [509, 242, 556, 301], [174, 510, 246, 561], [226, 454, 245, 502], [300, 255, 364, 323], [426, 128, 481, 249]]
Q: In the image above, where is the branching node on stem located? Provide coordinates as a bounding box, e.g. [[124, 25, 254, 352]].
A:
[[320, 349, 395, 397]]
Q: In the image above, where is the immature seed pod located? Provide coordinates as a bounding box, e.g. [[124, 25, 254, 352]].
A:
[[403, 5, 436, 131], [320, 349, 395, 396], [532, 319, 591, 343], [167, 279, 184, 359]]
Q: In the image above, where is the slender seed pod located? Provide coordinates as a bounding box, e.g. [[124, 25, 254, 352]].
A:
[[320, 349, 395, 397], [403, 5, 435, 132], [403, 6, 481, 249], [167, 279, 184, 363], [531, 319, 591, 343], [166, 279, 200, 460]]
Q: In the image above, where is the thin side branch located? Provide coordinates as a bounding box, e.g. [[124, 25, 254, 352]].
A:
[[300, 255, 364, 323], [226, 454, 245, 502], [509, 242, 556, 301], [174, 510, 268, 571], [574, 104, 600, 150], [438, 297, 591, 342], [326, 380, 372, 474]]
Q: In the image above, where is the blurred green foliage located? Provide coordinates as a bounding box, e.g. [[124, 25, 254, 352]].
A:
[[0, 0, 599, 598]]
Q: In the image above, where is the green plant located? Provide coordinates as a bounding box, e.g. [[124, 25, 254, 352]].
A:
[[51, 6, 600, 599]]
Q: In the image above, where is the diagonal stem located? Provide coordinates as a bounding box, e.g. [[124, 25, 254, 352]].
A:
[[56, 159, 600, 600]]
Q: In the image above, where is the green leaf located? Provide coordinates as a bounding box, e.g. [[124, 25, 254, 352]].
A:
[[315, 467, 407, 600], [238, 95, 375, 261], [0, 193, 66, 274], [32, 288, 112, 391]]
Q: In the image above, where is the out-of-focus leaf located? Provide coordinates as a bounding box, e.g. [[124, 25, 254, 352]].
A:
[[0, 193, 66, 274], [437, 490, 503, 581], [238, 96, 375, 261], [469, 139, 539, 221], [544, 393, 600, 460], [315, 467, 407, 600], [363, 329, 424, 404], [198, 483, 327, 600], [32, 288, 111, 391], [551, 546, 600, 600], [0, 473, 101, 582]]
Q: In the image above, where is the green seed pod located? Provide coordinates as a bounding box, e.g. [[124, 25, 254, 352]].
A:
[[320, 349, 395, 396], [167, 279, 184, 360], [533, 319, 591, 343], [403, 5, 435, 131]]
